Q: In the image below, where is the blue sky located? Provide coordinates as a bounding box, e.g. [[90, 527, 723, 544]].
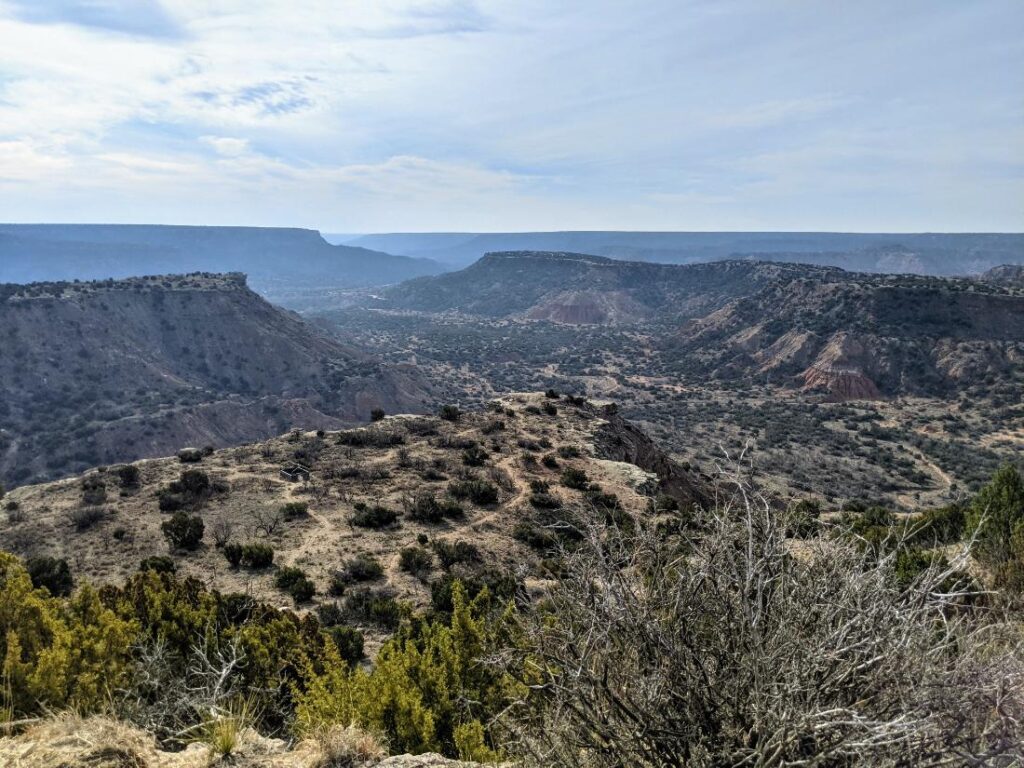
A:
[[0, 0, 1020, 231]]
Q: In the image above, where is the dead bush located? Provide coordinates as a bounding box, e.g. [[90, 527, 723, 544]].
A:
[[499, 473, 1024, 767]]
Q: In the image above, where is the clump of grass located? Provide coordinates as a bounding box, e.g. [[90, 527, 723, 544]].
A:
[[202, 696, 256, 760], [309, 723, 387, 767]]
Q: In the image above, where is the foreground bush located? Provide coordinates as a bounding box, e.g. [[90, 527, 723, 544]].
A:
[[498, 482, 1024, 766], [296, 582, 515, 761], [0, 553, 135, 716]]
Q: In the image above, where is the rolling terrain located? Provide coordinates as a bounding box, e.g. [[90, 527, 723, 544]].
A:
[[319, 252, 1024, 508], [0, 272, 429, 487]]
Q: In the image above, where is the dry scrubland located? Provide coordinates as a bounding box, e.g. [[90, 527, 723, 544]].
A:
[[2, 392, 701, 642], [2, 395, 1024, 765]]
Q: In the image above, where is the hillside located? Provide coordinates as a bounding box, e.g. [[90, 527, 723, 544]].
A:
[[340, 231, 1024, 273], [671, 274, 1024, 400], [981, 263, 1024, 287], [0, 273, 429, 487], [0, 225, 446, 308], [372, 251, 841, 323], [0, 393, 708, 639]]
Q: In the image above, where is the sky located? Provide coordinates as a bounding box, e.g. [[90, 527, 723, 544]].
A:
[[0, 0, 1021, 232]]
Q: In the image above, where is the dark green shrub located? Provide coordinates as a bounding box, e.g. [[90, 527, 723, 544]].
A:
[[241, 543, 274, 569], [399, 546, 434, 580], [655, 493, 679, 512], [69, 505, 105, 531], [514, 521, 559, 551], [281, 502, 309, 520], [371, 408, 386, 422], [161, 512, 204, 551], [448, 479, 499, 505], [317, 602, 346, 627], [966, 464, 1024, 565], [25, 556, 74, 596], [912, 504, 965, 546], [328, 625, 365, 666], [433, 539, 482, 569], [438, 405, 461, 422], [223, 542, 243, 567], [178, 448, 203, 463], [430, 572, 519, 616], [176, 469, 211, 497], [530, 492, 560, 509], [339, 553, 385, 584], [541, 454, 559, 469], [274, 566, 315, 604], [352, 504, 399, 529], [561, 467, 589, 490], [788, 500, 821, 539], [80, 476, 106, 506], [116, 465, 140, 488], [344, 587, 402, 629], [328, 572, 348, 597], [139, 555, 177, 574], [462, 445, 488, 467], [158, 492, 184, 512], [894, 548, 949, 588], [407, 493, 463, 524], [557, 445, 580, 459]]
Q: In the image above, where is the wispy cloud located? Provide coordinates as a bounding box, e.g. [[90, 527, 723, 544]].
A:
[[0, 0, 1020, 230], [3, 0, 183, 38]]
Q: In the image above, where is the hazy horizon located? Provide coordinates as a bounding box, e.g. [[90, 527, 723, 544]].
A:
[[0, 1, 1021, 232]]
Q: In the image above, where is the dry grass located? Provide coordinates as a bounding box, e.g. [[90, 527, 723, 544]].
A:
[[0, 714, 162, 768], [303, 724, 388, 767], [201, 696, 257, 762], [0, 715, 399, 768]]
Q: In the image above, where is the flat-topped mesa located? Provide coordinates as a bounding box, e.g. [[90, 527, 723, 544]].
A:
[[1, 271, 249, 302], [478, 250, 621, 265]]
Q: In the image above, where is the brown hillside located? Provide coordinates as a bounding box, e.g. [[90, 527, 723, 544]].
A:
[[0, 272, 429, 487], [1, 393, 708, 644]]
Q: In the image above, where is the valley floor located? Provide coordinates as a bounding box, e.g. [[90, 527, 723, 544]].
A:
[[318, 309, 1023, 509]]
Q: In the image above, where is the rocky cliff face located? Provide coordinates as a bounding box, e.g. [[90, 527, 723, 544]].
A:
[[0, 273, 429, 486], [672, 274, 1024, 400]]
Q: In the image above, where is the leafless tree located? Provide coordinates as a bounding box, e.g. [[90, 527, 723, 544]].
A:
[[118, 635, 248, 747], [211, 518, 234, 548], [248, 506, 283, 538], [497, 470, 1024, 767]]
